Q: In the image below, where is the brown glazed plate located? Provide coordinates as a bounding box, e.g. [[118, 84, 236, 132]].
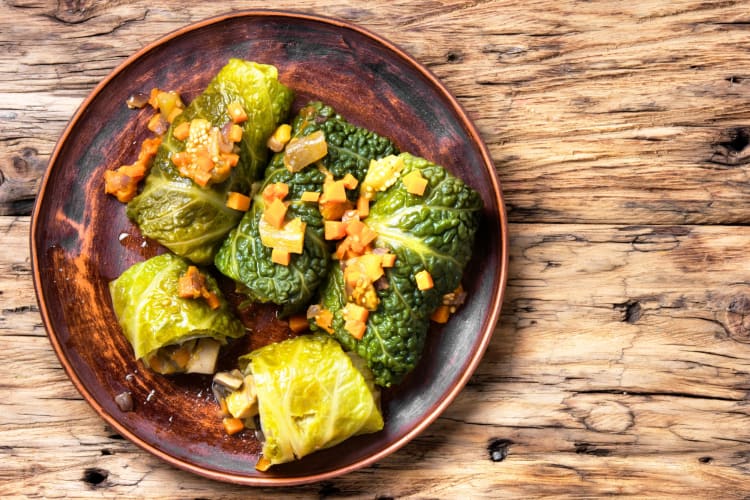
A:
[[30, 10, 508, 486]]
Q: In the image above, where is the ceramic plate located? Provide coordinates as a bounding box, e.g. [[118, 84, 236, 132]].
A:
[[30, 10, 507, 486]]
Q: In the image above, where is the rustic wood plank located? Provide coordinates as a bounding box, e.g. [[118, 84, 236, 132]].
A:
[[3, 0, 750, 224], [6, 216, 750, 496]]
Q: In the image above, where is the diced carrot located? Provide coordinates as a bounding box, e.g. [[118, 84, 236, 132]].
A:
[[173, 121, 191, 141], [195, 154, 214, 173], [223, 417, 245, 435], [415, 270, 434, 291], [288, 314, 310, 333], [227, 124, 243, 143], [356, 194, 370, 217], [228, 101, 248, 123], [264, 197, 288, 229], [171, 151, 190, 167], [319, 198, 351, 220], [118, 163, 146, 180], [178, 266, 203, 299], [192, 170, 212, 187], [333, 238, 351, 260], [256, 456, 272, 472], [343, 302, 369, 323], [300, 191, 320, 202], [345, 219, 366, 237], [314, 308, 334, 334], [148, 88, 161, 109], [430, 304, 451, 324], [227, 101, 247, 123], [226, 192, 251, 211], [321, 179, 347, 204], [171, 344, 191, 369], [324, 220, 347, 240], [202, 289, 221, 310], [381, 252, 397, 268], [271, 248, 291, 266], [262, 182, 289, 203], [222, 152, 239, 167], [138, 136, 163, 161], [344, 319, 367, 340], [342, 173, 358, 189], [104, 170, 138, 202], [402, 169, 428, 196]]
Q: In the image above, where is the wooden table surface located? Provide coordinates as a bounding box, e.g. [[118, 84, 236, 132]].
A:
[[4, 0, 750, 497]]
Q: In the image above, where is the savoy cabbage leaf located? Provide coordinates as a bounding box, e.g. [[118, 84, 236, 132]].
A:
[[127, 59, 294, 265]]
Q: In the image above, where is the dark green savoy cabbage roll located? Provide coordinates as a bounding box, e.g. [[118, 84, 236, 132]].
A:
[[315, 153, 482, 387], [127, 59, 294, 265], [109, 253, 245, 374], [235, 334, 383, 469], [214, 102, 398, 314]]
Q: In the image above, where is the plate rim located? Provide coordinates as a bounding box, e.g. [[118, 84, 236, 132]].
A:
[[30, 8, 509, 486]]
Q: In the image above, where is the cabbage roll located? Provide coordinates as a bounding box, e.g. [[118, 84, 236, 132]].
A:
[[214, 102, 397, 314], [109, 253, 245, 374], [315, 153, 482, 387], [127, 59, 294, 265], [215, 334, 383, 469]]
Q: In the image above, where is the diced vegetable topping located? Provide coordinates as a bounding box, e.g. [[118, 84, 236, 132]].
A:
[[300, 190, 320, 202], [287, 314, 310, 333], [361, 155, 404, 200], [223, 417, 245, 435], [258, 216, 306, 255], [307, 305, 334, 333], [415, 269, 434, 291], [104, 136, 162, 202], [261, 182, 289, 204], [267, 123, 292, 152], [263, 197, 288, 229], [178, 265, 221, 309], [228, 101, 248, 123], [283, 130, 328, 172], [271, 248, 291, 266], [172, 118, 242, 187], [402, 169, 428, 196], [226, 191, 251, 211]]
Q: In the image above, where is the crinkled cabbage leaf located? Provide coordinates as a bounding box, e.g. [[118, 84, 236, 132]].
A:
[[109, 253, 245, 362], [316, 153, 482, 387], [214, 102, 398, 314], [127, 59, 294, 265], [239, 333, 383, 467]]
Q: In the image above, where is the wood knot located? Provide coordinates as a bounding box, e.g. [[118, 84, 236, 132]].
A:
[[614, 300, 641, 324], [487, 438, 512, 462], [582, 401, 634, 433], [82, 467, 108, 487], [710, 127, 750, 167], [723, 295, 750, 343]]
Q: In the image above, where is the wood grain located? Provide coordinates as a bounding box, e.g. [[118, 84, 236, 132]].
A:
[[5, 217, 750, 496], [4, 0, 750, 497]]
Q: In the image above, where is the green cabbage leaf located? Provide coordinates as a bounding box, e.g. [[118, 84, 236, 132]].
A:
[[239, 333, 383, 467], [109, 253, 245, 362], [127, 59, 294, 265], [316, 153, 482, 387], [214, 102, 397, 314]]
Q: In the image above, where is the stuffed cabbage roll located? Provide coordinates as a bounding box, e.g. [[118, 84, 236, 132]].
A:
[[214, 102, 397, 314], [214, 334, 383, 470], [127, 59, 294, 265], [314, 153, 482, 387], [109, 253, 245, 374]]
